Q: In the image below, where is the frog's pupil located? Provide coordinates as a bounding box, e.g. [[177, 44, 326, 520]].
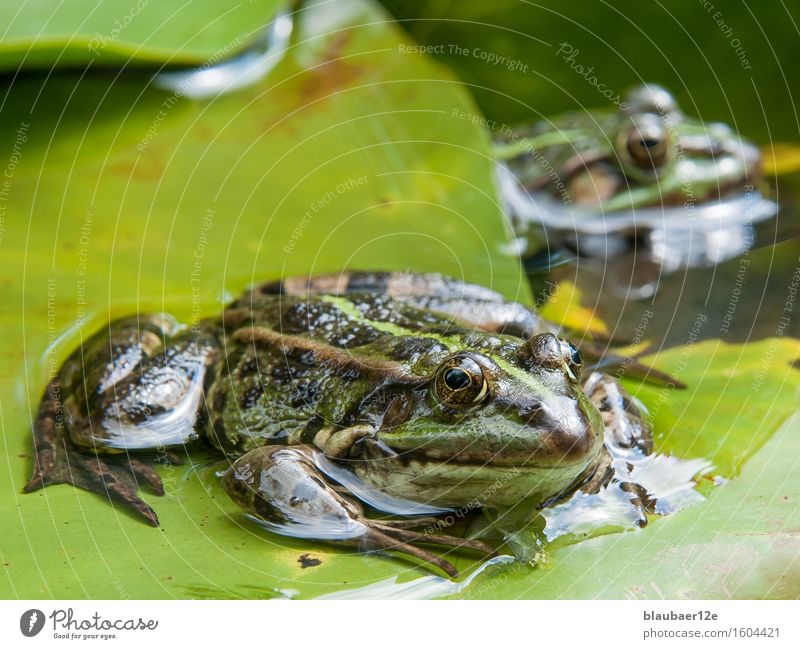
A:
[[640, 137, 660, 150], [569, 343, 582, 366], [444, 368, 471, 390]]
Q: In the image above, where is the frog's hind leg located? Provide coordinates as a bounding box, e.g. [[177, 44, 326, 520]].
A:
[[357, 526, 495, 579], [24, 378, 164, 526], [25, 315, 219, 526], [222, 445, 494, 578]]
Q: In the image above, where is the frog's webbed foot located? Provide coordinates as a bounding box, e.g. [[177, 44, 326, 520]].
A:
[[222, 445, 495, 578], [578, 447, 614, 494], [25, 313, 218, 525], [24, 379, 164, 526]]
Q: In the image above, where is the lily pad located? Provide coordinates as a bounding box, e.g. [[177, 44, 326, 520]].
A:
[[0, 0, 526, 599], [0, 0, 284, 70], [630, 338, 800, 477]]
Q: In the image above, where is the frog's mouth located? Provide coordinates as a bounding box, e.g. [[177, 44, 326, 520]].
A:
[[359, 433, 605, 472]]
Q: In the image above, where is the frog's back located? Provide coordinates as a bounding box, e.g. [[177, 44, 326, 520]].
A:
[[203, 272, 548, 456], [205, 287, 457, 456]]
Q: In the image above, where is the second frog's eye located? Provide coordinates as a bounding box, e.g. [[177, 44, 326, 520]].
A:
[[619, 119, 671, 169], [434, 354, 490, 409]]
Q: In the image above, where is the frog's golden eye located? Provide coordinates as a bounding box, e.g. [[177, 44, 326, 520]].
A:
[[434, 355, 489, 408], [621, 120, 670, 168]]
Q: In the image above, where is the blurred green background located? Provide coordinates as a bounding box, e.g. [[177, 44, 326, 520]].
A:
[[382, 0, 800, 143]]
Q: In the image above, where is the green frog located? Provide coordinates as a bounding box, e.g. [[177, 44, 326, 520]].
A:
[[26, 271, 670, 577], [495, 83, 776, 245]]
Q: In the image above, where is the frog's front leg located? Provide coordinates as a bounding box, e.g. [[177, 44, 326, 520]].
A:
[[584, 372, 652, 454], [222, 445, 495, 578], [25, 314, 220, 526], [582, 372, 653, 525]]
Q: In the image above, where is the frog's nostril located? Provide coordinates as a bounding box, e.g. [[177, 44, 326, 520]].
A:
[[519, 403, 545, 425]]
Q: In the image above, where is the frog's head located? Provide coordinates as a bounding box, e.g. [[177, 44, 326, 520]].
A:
[[500, 83, 764, 214], [347, 333, 606, 509]]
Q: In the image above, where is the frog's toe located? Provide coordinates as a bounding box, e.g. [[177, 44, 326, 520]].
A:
[[125, 458, 165, 496], [73, 454, 162, 527], [579, 447, 614, 495], [156, 450, 184, 466], [28, 444, 162, 527], [367, 515, 455, 530], [371, 521, 496, 556], [362, 525, 498, 578], [24, 380, 65, 493], [619, 481, 653, 528], [362, 528, 461, 579]]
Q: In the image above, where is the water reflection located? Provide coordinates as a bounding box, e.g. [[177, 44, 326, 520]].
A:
[[316, 554, 514, 599], [543, 452, 711, 543], [154, 9, 293, 99], [528, 232, 799, 348]]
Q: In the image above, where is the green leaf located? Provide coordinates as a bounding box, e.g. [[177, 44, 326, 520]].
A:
[[0, 0, 283, 70], [0, 0, 526, 599], [629, 338, 800, 477]]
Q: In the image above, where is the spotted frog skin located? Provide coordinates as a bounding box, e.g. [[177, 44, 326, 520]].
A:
[[26, 272, 664, 577]]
